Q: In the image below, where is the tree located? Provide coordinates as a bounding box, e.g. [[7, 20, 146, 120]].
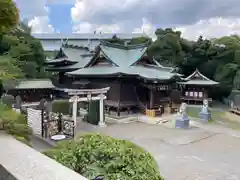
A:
[[0, 0, 19, 33], [148, 28, 184, 67], [44, 133, 163, 180], [0, 55, 23, 81]]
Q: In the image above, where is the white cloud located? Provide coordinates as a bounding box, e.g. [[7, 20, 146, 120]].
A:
[[73, 22, 121, 33], [133, 18, 157, 40], [28, 16, 55, 33], [176, 17, 240, 40], [15, 0, 55, 33]]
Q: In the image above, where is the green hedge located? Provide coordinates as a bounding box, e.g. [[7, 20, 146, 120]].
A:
[[52, 100, 71, 115], [0, 103, 32, 141], [44, 133, 164, 180], [52, 100, 85, 116], [1, 94, 15, 108]]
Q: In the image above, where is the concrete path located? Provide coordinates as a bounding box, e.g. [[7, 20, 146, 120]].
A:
[[76, 121, 240, 180]]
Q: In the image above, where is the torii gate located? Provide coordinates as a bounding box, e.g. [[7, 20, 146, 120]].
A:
[[66, 87, 110, 128]]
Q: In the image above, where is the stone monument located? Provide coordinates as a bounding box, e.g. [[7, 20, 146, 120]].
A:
[[199, 99, 211, 122], [175, 102, 190, 129], [14, 95, 22, 113]]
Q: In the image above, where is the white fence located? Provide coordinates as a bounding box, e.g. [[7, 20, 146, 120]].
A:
[[27, 108, 42, 136]]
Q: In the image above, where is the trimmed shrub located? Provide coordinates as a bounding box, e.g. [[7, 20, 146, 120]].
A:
[[0, 102, 31, 140], [52, 100, 84, 116], [1, 94, 15, 108], [52, 100, 71, 115], [44, 133, 164, 180]]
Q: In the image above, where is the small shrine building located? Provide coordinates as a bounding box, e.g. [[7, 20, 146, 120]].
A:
[[178, 69, 219, 104]]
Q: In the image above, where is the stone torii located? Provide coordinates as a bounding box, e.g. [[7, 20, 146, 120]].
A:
[[67, 87, 110, 127]]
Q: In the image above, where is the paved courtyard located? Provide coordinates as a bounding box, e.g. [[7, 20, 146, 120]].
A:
[[76, 120, 240, 180]]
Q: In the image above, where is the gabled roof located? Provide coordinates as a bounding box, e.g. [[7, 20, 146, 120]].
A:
[[45, 44, 92, 67], [67, 41, 181, 81], [47, 56, 93, 71], [178, 69, 219, 85], [87, 40, 149, 67]]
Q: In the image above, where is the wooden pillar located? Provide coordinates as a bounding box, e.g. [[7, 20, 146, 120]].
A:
[[149, 88, 154, 109], [117, 82, 121, 116], [203, 88, 208, 98]]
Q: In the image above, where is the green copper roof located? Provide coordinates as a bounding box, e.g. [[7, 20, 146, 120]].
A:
[[178, 80, 219, 85], [178, 69, 219, 85], [67, 41, 179, 81], [14, 79, 55, 89], [46, 46, 90, 64], [98, 41, 148, 67], [67, 66, 176, 80], [47, 56, 93, 71]]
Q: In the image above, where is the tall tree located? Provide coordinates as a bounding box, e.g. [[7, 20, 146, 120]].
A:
[[0, 0, 19, 33]]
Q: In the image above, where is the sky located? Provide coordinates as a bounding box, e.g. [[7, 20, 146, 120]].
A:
[[15, 0, 240, 40]]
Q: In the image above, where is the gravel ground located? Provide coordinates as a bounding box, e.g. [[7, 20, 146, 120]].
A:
[[75, 121, 240, 180]]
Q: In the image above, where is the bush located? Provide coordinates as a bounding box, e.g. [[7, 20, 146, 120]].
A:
[[44, 133, 163, 180], [52, 100, 84, 116], [0, 102, 31, 140], [52, 100, 71, 115], [1, 94, 15, 107]]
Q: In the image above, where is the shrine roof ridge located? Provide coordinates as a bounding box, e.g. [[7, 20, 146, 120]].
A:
[[63, 87, 110, 95], [61, 43, 90, 50], [11, 79, 55, 89]]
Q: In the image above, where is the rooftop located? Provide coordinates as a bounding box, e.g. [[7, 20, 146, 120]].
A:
[[14, 79, 55, 89], [178, 69, 219, 85]]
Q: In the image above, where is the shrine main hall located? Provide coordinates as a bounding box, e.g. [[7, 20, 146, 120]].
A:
[[7, 35, 219, 117]]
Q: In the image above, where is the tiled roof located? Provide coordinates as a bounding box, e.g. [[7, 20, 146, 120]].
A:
[[67, 66, 177, 80], [14, 79, 55, 89], [178, 69, 219, 85], [46, 46, 91, 66], [66, 41, 179, 81], [47, 56, 93, 71], [99, 44, 148, 67]]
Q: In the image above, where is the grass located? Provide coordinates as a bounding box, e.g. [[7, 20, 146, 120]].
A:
[[187, 106, 224, 124], [187, 106, 240, 130]]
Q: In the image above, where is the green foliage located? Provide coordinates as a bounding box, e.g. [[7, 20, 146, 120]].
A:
[[233, 70, 240, 90], [44, 133, 163, 180], [146, 29, 240, 98], [0, 102, 31, 140], [130, 37, 151, 45], [52, 100, 84, 116], [1, 94, 15, 107], [52, 100, 71, 115], [0, 21, 47, 80], [0, 55, 23, 81], [0, 0, 19, 32]]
